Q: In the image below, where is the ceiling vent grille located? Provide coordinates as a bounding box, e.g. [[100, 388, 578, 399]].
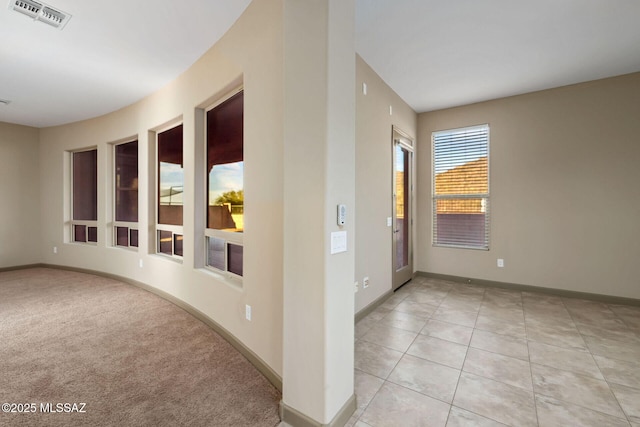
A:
[[8, 0, 71, 29]]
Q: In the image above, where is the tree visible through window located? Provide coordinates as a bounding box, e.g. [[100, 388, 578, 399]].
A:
[[205, 90, 244, 276], [432, 124, 489, 249], [157, 124, 184, 257]]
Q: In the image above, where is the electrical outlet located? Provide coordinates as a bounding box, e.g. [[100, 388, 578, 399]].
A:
[[497, 258, 504, 268], [363, 277, 370, 289], [139, 259, 144, 268], [354, 281, 359, 293], [245, 304, 252, 321], [53, 246, 57, 254]]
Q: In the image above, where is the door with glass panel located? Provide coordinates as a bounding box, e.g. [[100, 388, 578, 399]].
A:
[[392, 128, 414, 289]]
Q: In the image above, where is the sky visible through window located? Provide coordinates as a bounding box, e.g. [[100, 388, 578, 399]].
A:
[[209, 162, 243, 204], [159, 162, 184, 205], [433, 127, 488, 175], [396, 145, 405, 172], [158, 162, 243, 205]]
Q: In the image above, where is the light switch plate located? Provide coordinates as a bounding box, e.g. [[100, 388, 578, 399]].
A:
[[330, 231, 348, 254]]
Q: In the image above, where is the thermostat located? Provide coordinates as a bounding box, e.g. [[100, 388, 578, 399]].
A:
[[337, 204, 347, 226]]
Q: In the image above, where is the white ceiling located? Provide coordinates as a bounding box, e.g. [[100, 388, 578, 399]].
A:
[[356, 0, 640, 114], [2, 0, 640, 128], [0, 0, 252, 128]]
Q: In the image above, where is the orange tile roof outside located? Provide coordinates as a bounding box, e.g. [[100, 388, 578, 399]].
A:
[[435, 157, 487, 214]]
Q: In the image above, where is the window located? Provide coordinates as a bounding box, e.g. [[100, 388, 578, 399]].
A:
[[157, 124, 184, 258], [205, 90, 244, 276], [432, 124, 489, 249], [114, 140, 138, 248], [72, 148, 98, 243]]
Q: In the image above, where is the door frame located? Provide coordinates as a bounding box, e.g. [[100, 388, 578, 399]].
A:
[[392, 126, 414, 290]]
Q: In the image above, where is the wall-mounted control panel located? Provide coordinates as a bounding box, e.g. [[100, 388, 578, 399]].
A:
[[337, 204, 347, 226]]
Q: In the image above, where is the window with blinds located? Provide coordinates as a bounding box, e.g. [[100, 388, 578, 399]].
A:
[[114, 140, 138, 249], [205, 89, 244, 278], [157, 123, 184, 258], [72, 148, 98, 244], [432, 124, 489, 249]]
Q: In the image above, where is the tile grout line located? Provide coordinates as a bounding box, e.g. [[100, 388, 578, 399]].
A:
[[522, 291, 541, 427], [355, 277, 640, 426], [444, 284, 484, 425], [436, 283, 463, 426], [588, 302, 635, 425], [557, 297, 630, 424]]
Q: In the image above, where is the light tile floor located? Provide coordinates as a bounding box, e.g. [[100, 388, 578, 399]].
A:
[[349, 276, 640, 427]]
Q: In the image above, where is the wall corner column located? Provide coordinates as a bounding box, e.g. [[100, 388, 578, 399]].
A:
[[282, 0, 356, 425]]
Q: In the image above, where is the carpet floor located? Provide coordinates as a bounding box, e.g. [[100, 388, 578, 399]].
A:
[[0, 268, 281, 427]]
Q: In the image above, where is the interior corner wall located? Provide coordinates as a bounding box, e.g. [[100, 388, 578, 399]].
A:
[[0, 122, 41, 268], [355, 55, 417, 313], [417, 72, 640, 300], [37, 0, 284, 376]]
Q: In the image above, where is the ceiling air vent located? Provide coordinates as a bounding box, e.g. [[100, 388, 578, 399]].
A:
[[40, 6, 66, 27], [8, 0, 71, 29], [10, 0, 41, 18]]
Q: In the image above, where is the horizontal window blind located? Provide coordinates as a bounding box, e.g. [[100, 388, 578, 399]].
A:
[[72, 148, 98, 244], [432, 125, 489, 249]]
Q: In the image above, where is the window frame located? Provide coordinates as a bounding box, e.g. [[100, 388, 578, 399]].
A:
[[112, 139, 139, 250], [432, 124, 490, 250], [70, 147, 98, 245], [203, 87, 244, 279], [155, 121, 185, 261]]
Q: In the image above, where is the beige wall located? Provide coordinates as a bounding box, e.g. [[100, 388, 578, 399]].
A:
[[35, 0, 360, 422], [38, 0, 284, 376], [355, 55, 418, 313], [281, 0, 357, 421], [417, 72, 640, 299], [0, 122, 41, 268]]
